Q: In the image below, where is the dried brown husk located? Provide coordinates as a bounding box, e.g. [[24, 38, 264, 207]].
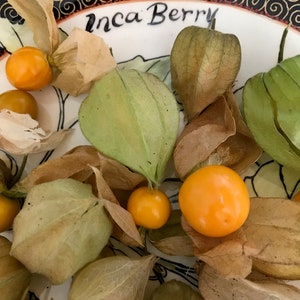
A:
[[216, 89, 262, 173], [173, 96, 236, 179], [173, 89, 262, 179], [68, 254, 157, 300], [0, 236, 31, 300], [10, 178, 113, 285], [7, 0, 116, 96], [13, 145, 146, 194], [171, 26, 241, 121], [91, 166, 144, 247], [198, 264, 300, 300], [7, 0, 60, 54], [0, 110, 71, 156], [50, 27, 117, 96], [183, 197, 300, 280], [181, 217, 257, 278], [243, 197, 300, 280], [12, 145, 145, 247]]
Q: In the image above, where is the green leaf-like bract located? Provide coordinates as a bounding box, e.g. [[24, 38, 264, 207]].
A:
[[79, 68, 179, 186], [10, 178, 113, 285]]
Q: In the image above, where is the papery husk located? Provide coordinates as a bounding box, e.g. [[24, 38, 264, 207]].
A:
[[198, 263, 300, 300], [91, 166, 144, 247], [0, 236, 31, 300], [173, 89, 262, 179], [243, 197, 300, 280], [10, 178, 113, 285], [12, 145, 146, 194], [0, 110, 71, 155], [181, 217, 257, 278], [68, 254, 157, 300], [213, 89, 262, 173], [183, 197, 300, 280], [51, 27, 117, 96], [171, 26, 241, 121], [173, 96, 236, 179], [7, 0, 60, 54], [150, 279, 203, 300], [79, 68, 180, 186]]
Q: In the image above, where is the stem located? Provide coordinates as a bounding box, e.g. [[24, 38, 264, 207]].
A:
[[278, 25, 290, 63], [210, 18, 216, 30]]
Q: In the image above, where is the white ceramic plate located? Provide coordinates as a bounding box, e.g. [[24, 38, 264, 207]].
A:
[[0, 1, 300, 299]]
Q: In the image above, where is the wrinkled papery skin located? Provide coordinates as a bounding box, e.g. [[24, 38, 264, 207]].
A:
[[171, 26, 241, 121], [69, 255, 156, 300], [0, 236, 31, 300], [199, 264, 300, 300], [10, 178, 113, 284]]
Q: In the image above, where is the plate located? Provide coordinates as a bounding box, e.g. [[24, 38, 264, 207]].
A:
[[0, 1, 300, 299]]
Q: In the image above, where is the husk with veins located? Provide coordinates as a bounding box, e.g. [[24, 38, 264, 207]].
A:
[[12, 145, 146, 247], [0, 110, 71, 155], [182, 197, 300, 281], [7, 0, 117, 96], [7, 0, 60, 54], [173, 88, 262, 179], [198, 264, 300, 300]]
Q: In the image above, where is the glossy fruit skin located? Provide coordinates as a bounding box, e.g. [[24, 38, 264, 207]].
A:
[[178, 165, 250, 237], [127, 186, 171, 229], [0, 89, 38, 119], [5, 46, 52, 91], [0, 194, 21, 232]]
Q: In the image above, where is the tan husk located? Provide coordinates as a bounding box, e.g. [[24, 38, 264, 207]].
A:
[[50, 27, 117, 96], [7, 0, 60, 54], [8, 0, 117, 96], [0, 236, 31, 300], [219, 89, 262, 173], [173, 89, 262, 179], [198, 264, 300, 300], [182, 197, 300, 280], [12, 145, 146, 194], [243, 197, 300, 280], [0, 110, 71, 156], [173, 96, 236, 179], [69, 255, 157, 300]]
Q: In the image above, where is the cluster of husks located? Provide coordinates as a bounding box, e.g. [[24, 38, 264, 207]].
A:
[[171, 26, 262, 179]]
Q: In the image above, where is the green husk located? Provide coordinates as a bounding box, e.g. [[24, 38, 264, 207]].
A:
[[171, 26, 241, 121], [243, 55, 300, 171], [79, 68, 179, 186], [10, 178, 113, 285]]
